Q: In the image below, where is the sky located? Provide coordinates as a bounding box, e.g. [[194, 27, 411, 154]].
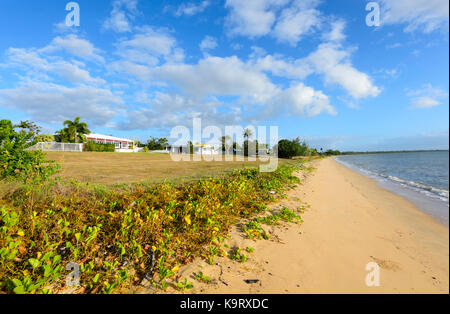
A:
[[0, 0, 448, 151]]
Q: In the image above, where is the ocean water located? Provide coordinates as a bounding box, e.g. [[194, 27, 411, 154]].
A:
[[335, 151, 449, 226]]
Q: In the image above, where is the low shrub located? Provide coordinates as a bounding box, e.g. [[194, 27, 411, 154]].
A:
[[84, 141, 115, 152], [0, 120, 59, 183], [0, 163, 301, 294]]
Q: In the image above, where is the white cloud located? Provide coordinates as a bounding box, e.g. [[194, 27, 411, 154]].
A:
[[225, 0, 321, 45], [104, 11, 132, 33], [279, 83, 336, 117], [119, 92, 242, 130], [273, 0, 322, 45], [380, 0, 449, 33], [52, 21, 79, 34], [224, 0, 288, 37], [108, 27, 184, 75], [108, 18, 379, 127], [107, 60, 153, 82], [4, 48, 105, 85], [307, 43, 381, 99], [55, 63, 105, 85], [173, 1, 210, 17], [0, 4, 383, 131], [118, 26, 176, 56], [4, 48, 48, 70], [152, 56, 279, 102], [407, 84, 448, 108], [250, 36, 380, 100], [412, 97, 441, 108], [322, 19, 346, 42], [0, 81, 122, 126], [251, 54, 312, 80], [110, 54, 336, 127], [41, 35, 104, 63], [117, 27, 177, 60], [164, 47, 186, 64], [200, 36, 218, 51], [119, 83, 336, 130], [375, 68, 400, 79], [103, 0, 139, 33]]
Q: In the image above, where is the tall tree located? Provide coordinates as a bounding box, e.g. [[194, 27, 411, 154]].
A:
[[17, 120, 41, 136], [187, 141, 194, 154], [62, 117, 91, 143], [220, 136, 232, 153], [146, 137, 169, 150], [55, 128, 72, 143], [243, 128, 253, 141]]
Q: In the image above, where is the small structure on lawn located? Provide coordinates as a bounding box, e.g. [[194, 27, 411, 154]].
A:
[[164, 145, 187, 154], [164, 144, 220, 155], [193, 144, 220, 155]]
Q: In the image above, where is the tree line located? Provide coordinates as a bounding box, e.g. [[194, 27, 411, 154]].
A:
[[24, 118, 342, 158]]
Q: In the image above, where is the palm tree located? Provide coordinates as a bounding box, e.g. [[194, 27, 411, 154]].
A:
[[243, 128, 253, 140], [63, 117, 91, 143], [243, 128, 255, 157]]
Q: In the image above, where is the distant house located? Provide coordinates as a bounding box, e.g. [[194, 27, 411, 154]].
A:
[[86, 133, 137, 153], [193, 144, 220, 155], [164, 144, 220, 155], [164, 145, 187, 154]]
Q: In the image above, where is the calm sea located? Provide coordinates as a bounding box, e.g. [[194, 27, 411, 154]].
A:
[[335, 151, 449, 226]]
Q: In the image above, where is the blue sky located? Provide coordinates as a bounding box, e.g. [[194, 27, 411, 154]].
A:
[[0, 0, 448, 151]]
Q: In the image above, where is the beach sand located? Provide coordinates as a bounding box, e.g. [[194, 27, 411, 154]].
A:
[[169, 158, 449, 294]]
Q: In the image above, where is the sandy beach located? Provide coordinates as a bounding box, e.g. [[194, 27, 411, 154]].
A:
[[172, 158, 449, 294]]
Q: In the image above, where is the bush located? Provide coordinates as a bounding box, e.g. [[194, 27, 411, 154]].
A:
[[0, 163, 301, 294], [0, 120, 59, 183], [324, 149, 341, 156], [277, 138, 317, 159], [35, 134, 55, 143], [84, 141, 115, 152], [146, 137, 168, 151], [277, 140, 298, 159]]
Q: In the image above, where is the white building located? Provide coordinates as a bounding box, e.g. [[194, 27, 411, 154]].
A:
[[86, 133, 138, 153], [164, 144, 220, 155], [193, 144, 220, 155]]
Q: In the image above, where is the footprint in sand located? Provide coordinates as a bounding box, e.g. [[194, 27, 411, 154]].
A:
[[370, 256, 401, 272]]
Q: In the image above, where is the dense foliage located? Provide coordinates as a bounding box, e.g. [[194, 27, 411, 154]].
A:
[[84, 141, 115, 152], [35, 134, 55, 143], [0, 163, 301, 294], [55, 117, 91, 143], [323, 149, 341, 156], [0, 120, 59, 183], [146, 137, 169, 151], [277, 138, 318, 159]]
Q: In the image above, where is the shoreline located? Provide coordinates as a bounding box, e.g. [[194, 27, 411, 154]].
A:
[[156, 158, 449, 294], [334, 155, 449, 227]]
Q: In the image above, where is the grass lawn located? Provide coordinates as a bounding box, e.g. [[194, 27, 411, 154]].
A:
[[45, 152, 285, 186]]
